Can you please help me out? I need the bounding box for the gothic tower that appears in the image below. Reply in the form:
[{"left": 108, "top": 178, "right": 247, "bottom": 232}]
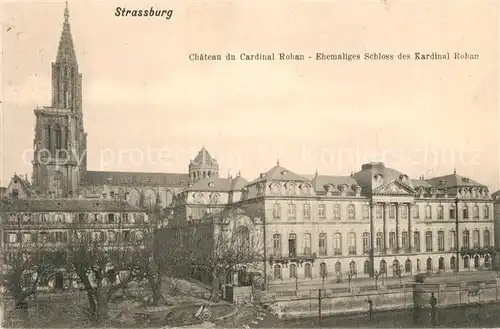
[
  {"left": 32, "top": 3, "right": 87, "bottom": 198},
  {"left": 188, "top": 147, "right": 219, "bottom": 181}
]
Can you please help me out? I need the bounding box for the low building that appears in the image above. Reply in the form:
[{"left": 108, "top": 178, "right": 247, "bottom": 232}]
[{"left": 1, "top": 198, "right": 149, "bottom": 290}]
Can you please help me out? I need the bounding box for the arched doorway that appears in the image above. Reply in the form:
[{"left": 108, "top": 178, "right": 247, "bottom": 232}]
[
  {"left": 438, "top": 257, "right": 445, "bottom": 271},
  {"left": 450, "top": 256, "right": 456, "bottom": 271},
  {"left": 380, "top": 260, "right": 387, "bottom": 275},
  {"left": 426, "top": 257, "right": 432, "bottom": 271},
  {"left": 274, "top": 265, "right": 282, "bottom": 280},
  {"left": 405, "top": 259, "right": 412, "bottom": 273},
  {"left": 319, "top": 262, "right": 327, "bottom": 278},
  {"left": 485, "top": 255, "right": 491, "bottom": 269}
]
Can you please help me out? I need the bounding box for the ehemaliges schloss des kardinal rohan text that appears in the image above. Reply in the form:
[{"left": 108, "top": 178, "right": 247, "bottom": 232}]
[{"left": 188, "top": 51, "right": 479, "bottom": 61}]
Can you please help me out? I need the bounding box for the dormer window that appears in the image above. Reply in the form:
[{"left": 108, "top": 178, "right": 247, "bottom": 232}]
[
  {"left": 208, "top": 182, "right": 215, "bottom": 188},
  {"left": 281, "top": 170, "right": 288, "bottom": 175},
  {"left": 462, "top": 177, "right": 470, "bottom": 183}
]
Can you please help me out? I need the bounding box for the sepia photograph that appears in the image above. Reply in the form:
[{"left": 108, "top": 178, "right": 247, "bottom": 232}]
[{"left": 1, "top": 0, "right": 499, "bottom": 328}]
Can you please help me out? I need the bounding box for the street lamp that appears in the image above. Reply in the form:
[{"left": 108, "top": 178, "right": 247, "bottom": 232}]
[{"left": 455, "top": 197, "right": 460, "bottom": 273}]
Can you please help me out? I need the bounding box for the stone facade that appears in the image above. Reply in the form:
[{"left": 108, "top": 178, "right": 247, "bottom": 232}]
[{"left": 166, "top": 162, "right": 495, "bottom": 287}]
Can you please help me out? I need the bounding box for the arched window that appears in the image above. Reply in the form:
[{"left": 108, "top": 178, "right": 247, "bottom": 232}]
[
  {"left": 449, "top": 205, "right": 456, "bottom": 219},
  {"left": 463, "top": 205, "right": 469, "bottom": 219},
  {"left": 484, "top": 230, "right": 491, "bottom": 248},
  {"left": 235, "top": 226, "right": 250, "bottom": 253},
  {"left": 349, "top": 261, "right": 356, "bottom": 275},
  {"left": 380, "top": 260, "right": 387, "bottom": 274},
  {"left": 55, "top": 124, "right": 62, "bottom": 150},
  {"left": 289, "top": 264, "right": 296, "bottom": 278},
  {"left": 426, "top": 257, "right": 432, "bottom": 271},
  {"left": 304, "top": 263, "right": 312, "bottom": 278},
  {"left": 463, "top": 230, "right": 470, "bottom": 249},
  {"left": 405, "top": 259, "right": 412, "bottom": 273},
  {"left": 416, "top": 259, "right": 421, "bottom": 272},
  {"left": 274, "top": 265, "right": 282, "bottom": 279},
  {"left": 335, "top": 261, "right": 342, "bottom": 274},
  {"left": 450, "top": 256, "right": 456, "bottom": 271},
  {"left": 438, "top": 257, "right": 445, "bottom": 271},
  {"left": 483, "top": 206, "right": 490, "bottom": 219},
  {"left": 473, "top": 229, "right": 480, "bottom": 248},
  {"left": 364, "top": 260, "right": 370, "bottom": 274},
  {"left": 45, "top": 124, "right": 52, "bottom": 150},
  {"left": 485, "top": 255, "right": 491, "bottom": 269},
  {"left": 474, "top": 255, "right": 480, "bottom": 269},
  {"left": 320, "top": 262, "right": 327, "bottom": 277},
  {"left": 464, "top": 256, "right": 470, "bottom": 269},
  {"left": 473, "top": 205, "right": 479, "bottom": 219},
  {"left": 392, "top": 259, "right": 400, "bottom": 276}
]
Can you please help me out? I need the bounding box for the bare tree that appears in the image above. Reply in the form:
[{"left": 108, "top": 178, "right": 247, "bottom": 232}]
[
  {"left": 63, "top": 221, "right": 151, "bottom": 323},
  {"left": 174, "top": 208, "right": 264, "bottom": 302},
  {"left": 374, "top": 270, "right": 381, "bottom": 289}
]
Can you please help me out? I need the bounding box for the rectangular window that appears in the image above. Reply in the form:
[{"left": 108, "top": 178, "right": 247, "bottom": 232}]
[
  {"left": 402, "top": 231, "right": 408, "bottom": 250},
  {"left": 425, "top": 231, "right": 433, "bottom": 252},
  {"left": 449, "top": 230, "right": 456, "bottom": 250},
  {"left": 363, "top": 205, "right": 370, "bottom": 219},
  {"left": 362, "top": 233, "right": 370, "bottom": 253},
  {"left": 389, "top": 232, "right": 396, "bottom": 250},
  {"left": 414, "top": 231, "right": 421, "bottom": 252},
  {"left": 318, "top": 204, "right": 326, "bottom": 219},
  {"left": 333, "top": 233, "right": 342, "bottom": 254},
  {"left": 438, "top": 231, "right": 445, "bottom": 251},
  {"left": 318, "top": 233, "right": 327, "bottom": 256},
  {"left": 273, "top": 203, "right": 281, "bottom": 219},
  {"left": 288, "top": 204, "right": 296, "bottom": 220},
  {"left": 303, "top": 204, "right": 311, "bottom": 219},
  {"left": 333, "top": 205, "right": 341, "bottom": 219},
  {"left": 303, "top": 233, "right": 311, "bottom": 255}
]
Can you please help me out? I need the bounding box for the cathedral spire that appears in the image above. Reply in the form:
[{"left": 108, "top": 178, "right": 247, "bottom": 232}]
[{"left": 56, "top": 1, "right": 77, "bottom": 65}]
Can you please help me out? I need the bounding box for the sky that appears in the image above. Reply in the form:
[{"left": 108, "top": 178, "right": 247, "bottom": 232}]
[{"left": 1, "top": 0, "right": 499, "bottom": 191}]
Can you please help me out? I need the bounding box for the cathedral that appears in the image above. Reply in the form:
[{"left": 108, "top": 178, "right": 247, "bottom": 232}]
[{"left": 4, "top": 4, "right": 229, "bottom": 210}]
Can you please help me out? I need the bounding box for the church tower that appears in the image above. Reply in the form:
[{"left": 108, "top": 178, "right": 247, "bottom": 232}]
[
  {"left": 32, "top": 3, "right": 87, "bottom": 198},
  {"left": 188, "top": 147, "right": 219, "bottom": 181}
]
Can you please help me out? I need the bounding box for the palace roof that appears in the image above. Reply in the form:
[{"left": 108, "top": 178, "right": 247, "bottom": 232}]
[{"left": 82, "top": 171, "right": 189, "bottom": 187}]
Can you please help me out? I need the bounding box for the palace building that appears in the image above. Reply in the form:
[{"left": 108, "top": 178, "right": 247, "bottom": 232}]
[
  {"left": 163, "top": 161, "right": 495, "bottom": 287},
  {"left": 3, "top": 4, "right": 498, "bottom": 289}
]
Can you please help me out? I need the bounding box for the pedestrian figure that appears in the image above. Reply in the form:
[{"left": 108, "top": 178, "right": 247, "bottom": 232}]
[
  {"left": 367, "top": 297, "right": 373, "bottom": 321},
  {"left": 429, "top": 292, "right": 437, "bottom": 326}
]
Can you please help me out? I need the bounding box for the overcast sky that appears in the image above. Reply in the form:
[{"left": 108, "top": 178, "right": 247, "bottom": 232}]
[{"left": 1, "top": 0, "right": 499, "bottom": 190}]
